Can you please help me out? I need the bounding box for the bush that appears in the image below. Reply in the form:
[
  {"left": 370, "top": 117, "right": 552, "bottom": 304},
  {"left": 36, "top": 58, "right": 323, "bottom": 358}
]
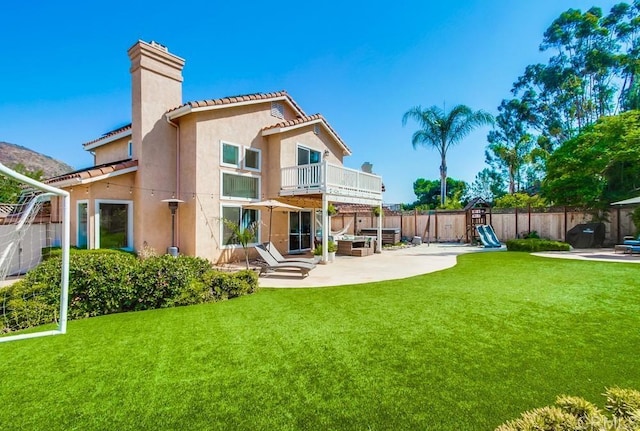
[
  {"left": 134, "top": 255, "right": 213, "bottom": 310},
  {"left": 506, "top": 238, "right": 571, "bottom": 252},
  {"left": 204, "top": 270, "right": 259, "bottom": 301},
  {"left": 1, "top": 250, "right": 260, "bottom": 334},
  {"left": 495, "top": 387, "right": 640, "bottom": 431},
  {"left": 66, "top": 250, "right": 138, "bottom": 318}
]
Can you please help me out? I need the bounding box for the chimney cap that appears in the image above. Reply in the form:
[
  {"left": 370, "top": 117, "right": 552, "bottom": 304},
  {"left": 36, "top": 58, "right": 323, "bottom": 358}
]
[{"left": 149, "top": 41, "right": 168, "bottom": 52}]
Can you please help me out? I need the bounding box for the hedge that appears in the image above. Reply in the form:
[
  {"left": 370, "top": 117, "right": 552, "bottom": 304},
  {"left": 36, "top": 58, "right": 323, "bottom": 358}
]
[
  {"left": 1, "top": 250, "right": 259, "bottom": 334},
  {"left": 506, "top": 238, "right": 571, "bottom": 252}
]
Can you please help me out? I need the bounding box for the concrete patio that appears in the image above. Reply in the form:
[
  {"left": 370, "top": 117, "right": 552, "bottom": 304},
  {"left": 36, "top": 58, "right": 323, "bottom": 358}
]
[{"left": 257, "top": 244, "right": 503, "bottom": 288}]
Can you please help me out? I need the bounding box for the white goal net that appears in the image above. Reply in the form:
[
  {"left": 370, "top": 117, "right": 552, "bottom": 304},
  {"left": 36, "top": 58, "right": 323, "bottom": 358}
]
[{"left": 0, "top": 163, "right": 70, "bottom": 342}]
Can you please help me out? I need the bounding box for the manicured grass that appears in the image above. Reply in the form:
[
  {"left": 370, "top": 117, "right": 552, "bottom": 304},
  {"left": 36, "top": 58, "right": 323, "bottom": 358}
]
[{"left": 1, "top": 252, "right": 639, "bottom": 430}]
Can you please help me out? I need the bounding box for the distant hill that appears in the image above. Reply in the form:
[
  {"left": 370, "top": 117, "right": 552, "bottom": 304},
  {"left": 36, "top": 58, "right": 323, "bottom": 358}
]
[{"left": 0, "top": 142, "right": 74, "bottom": 178}]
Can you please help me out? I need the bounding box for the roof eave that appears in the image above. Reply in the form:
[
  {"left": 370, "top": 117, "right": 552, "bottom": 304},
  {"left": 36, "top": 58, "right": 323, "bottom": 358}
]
[
  {"left": 47, "top": 166, "right": 138, "bottom": 188},
  {"left": 166, "top": 95, "right": 301, "bottom": 120},
  {"left": 262, "top": 119, "right": 352, "bottom": 156},
  {"left": 83, "top": 129, "right": 132, "bottom": 151}
]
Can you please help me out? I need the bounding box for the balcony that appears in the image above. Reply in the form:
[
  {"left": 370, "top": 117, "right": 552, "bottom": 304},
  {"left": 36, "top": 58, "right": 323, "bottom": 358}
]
[{"left": 280, "top": 162, "right": 383, "bottom": 204}]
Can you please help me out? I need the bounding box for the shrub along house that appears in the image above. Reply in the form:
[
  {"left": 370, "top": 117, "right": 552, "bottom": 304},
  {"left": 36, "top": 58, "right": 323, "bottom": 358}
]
[{"left": 46, "top": 40, "right": 383, "bottom": 263}]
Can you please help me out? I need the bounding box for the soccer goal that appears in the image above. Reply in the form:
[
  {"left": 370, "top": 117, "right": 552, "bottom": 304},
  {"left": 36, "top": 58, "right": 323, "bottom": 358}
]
[{"left": 0, "top": 163, "right": 70, "bottom": 342}]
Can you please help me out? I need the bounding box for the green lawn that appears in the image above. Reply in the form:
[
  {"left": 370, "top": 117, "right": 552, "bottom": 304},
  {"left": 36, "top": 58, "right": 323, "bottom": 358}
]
[{"left": 1, "top": 252, "right": 639, "bottom": 430}]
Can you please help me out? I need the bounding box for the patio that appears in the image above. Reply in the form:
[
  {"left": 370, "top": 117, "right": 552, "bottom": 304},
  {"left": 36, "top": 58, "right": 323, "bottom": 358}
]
[{"left": 257, "top": 243, "right": 497, "bottom": 288}]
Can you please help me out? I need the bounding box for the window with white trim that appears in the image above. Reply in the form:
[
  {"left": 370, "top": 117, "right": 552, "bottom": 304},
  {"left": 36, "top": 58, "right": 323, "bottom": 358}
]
[
  {"left": 243, "top": 147, "right": 261, "bottom": 171},
  {"left": 221, "top": 206, "right": 259, "bottom": 246},
  {"left": 221, "top": 141, "right": 240, "bottom": 167},
  {"left": 94, "top": 199, "right": 133, "bottom": 250},
  {"left": 222, "top": 172, "right": 260, "bottom": 199},
  {"left": 127, "top": 141, "right": 133, "bottom": 159},
  {"left": 297, "top": 145, "right": 321, "bottom": 165}
]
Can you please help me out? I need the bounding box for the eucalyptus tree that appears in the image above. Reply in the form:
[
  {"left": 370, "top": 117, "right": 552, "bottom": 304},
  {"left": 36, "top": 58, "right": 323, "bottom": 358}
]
[
  {"left": 485, "top": 99, "right": 538, "bottom": 194},
  {"left": 467, "top": 168, "right": 505, "bottom": 204},
  {"left": 604, "top": 1, "right": 640, "bottom": 110},
  {"left": 402, "top": 104, "right": 493, "bottom": 205},
  {"left": 512, "top": 6, "right": 620, "bottom": 146}
]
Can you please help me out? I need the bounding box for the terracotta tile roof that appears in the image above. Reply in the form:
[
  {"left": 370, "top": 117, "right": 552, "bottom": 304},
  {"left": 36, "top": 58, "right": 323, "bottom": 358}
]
[
  {"left": 167, "top": 90, "right": 306, "bottom": 116},
  {"left": 262, "top": 114, "right": 352, "bottom": 155},
  {"left": 262, "top": 113, "right": 323, "bottom": 131},
  {"left": 46, "top": 159, "right": 138, "bottom": 185},
  {"left": 83, "top": 123, "right": 132, "bottom": 148}
]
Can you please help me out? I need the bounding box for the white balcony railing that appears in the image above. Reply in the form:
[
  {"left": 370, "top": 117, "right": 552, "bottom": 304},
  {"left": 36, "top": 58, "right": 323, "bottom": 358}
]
[{"left": 280, "top": 162, "right": 383, "bottom": 201}]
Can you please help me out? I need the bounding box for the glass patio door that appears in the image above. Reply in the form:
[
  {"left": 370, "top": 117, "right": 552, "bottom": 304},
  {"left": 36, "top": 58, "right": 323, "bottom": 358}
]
[{"left": 289, "top": 211, "right": 312, "bottom": 252}]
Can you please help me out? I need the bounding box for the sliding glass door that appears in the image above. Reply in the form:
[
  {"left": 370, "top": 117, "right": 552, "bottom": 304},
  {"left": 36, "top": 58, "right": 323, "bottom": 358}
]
[{"left": 289, "top": 211, "right": 312, "bottom": 252}]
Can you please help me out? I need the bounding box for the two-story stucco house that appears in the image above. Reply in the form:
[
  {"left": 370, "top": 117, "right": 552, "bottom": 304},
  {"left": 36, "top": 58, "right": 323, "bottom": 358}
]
[{"left": 47, "top": 40, "right": 383, "bottom": 263}]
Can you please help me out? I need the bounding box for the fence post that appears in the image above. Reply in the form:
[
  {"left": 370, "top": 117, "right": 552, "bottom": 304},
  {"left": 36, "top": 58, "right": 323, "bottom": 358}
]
[
  {"left": 563, "top": 206, "right": 567, "bottom": 242},
  {"left": 616, "top": 206, "right": 621, "bottom": 244},
  {"left": 515, "top": 206, "right": 519, "bottom": 239}
]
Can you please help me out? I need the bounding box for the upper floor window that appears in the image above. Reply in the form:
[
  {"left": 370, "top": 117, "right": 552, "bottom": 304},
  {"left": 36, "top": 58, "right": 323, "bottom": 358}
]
[
  {"left": 222, "top": 173, "right": 260, "bottom": 199},
  {"left": 127, "top": 141, "right": 133, "bottom": 159},
  {"left": 244, "top": 148, "right": 261, "bottom": 171},
  {"left": 297, "top": 145, "right": 321, "bottom": 166},
  {"left": 221, "top": 141, "right": 240, "bottom": 167}
]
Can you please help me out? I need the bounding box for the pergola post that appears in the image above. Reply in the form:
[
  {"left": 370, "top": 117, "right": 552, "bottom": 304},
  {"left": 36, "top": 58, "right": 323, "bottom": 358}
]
[
  {"left": 322, "top": 193, "right": 328, "bottom": 263},
  {"left": 376, "top": 203, "right": 382, "bottom": 253}
]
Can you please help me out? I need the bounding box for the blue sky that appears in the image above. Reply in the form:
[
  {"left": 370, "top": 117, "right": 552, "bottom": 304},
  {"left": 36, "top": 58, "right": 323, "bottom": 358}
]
[{"left": 1, "top": 0, "right": 620, "bottom": 203}]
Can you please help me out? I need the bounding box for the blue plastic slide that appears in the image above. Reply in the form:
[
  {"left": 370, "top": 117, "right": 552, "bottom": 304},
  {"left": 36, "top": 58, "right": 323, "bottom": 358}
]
[
  {"left": 476, "top": 225, "right": 501, "bottom": 248},
  {"left": 484, "top": 225, "right": 501, "bottom": 247}
]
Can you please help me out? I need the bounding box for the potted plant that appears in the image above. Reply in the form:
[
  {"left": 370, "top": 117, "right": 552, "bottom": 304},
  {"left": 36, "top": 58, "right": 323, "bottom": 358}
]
[
  {"left": 327, "top": 203, "right": 338, "bottom": 217},
  {"left": 312, "top": 246, "right": 323, "bottom": 263},
  {"left": 313, "top": 241, "right": 337, "bottom": 263},
  {"left": 328, "top": 240, "right": 337, "bottom": 262}
]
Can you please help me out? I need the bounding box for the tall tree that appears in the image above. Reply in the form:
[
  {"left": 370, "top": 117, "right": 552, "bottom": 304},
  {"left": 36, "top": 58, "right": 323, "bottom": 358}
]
[
  {"left": 604, "top": 2, "right": 640, "bottom": 110},
  {"left": 486, "top": 99, "right": 536, "bottom": 193},
  {"left": 513, "top": 6, "right": 621, "bottom": 148},
  {"left": 402, "top": 104, "right": 493, "bottom": 205},
  {"left": 541, "top": 109, "right": 640, "bottom": 209},
  {"left": 467, "top": 169, "right": 506, "bottom": 204}
]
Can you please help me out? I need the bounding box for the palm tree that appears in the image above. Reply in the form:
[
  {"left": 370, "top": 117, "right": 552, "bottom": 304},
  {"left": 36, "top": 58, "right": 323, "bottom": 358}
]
[
  {"left": 402, "top": 104, "right": 493, "bottom": 205},
  {"left": 222, "top": 219, "right": 259, "bottom": 269}
]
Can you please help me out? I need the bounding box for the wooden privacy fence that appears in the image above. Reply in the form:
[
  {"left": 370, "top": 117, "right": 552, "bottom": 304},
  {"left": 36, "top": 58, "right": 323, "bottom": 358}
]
[{"left": 331, "top": 206, "right": 637, "bottom": 246}]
